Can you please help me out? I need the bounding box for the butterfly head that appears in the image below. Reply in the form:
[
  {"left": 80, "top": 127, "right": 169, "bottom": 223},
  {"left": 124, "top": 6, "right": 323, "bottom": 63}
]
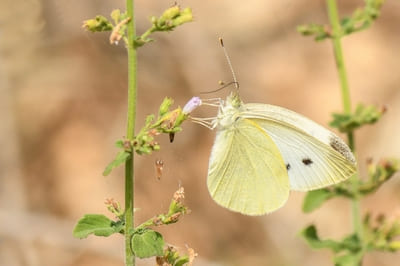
[
  {"left": 213, "top": 92, "right": 244, "bottom": 129},
  {"left": 226, "top": 91, "right": 242, "bottom": 109}
]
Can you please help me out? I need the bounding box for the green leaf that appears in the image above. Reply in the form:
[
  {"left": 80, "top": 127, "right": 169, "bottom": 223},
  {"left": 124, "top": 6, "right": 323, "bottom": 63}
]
[
  {"left": 338, "top": 0, "right": 384, "bottom": 37},
  {"left": 386, "top": 219, "right": 400, "bottom": 240},
  {"left": 103, "top": 150, "right": 131, "bottom": 176},
  {"left": 131, "top": 229, "right": 165, "bottom": 258},
  {"left": 300, "top": 225, "right": 363, "bottom": 260},
  {"left": 115, "top": 139, "right": 124, "bottom": 148},
  {"left": 330, "top": 103, "right": 385, "bottom": 133},
  {"left": 340, "top": 234, "right": 361, "bottom": 252},
  {"left": 334, "top": 252, "right": 363, "bottom": 266},
  {"left": 298, "top": 0, "right": 385, "bottom": 41},
  {"left": 302, "top": 189, "right": 334, "bottom": 213},
  {"left": 300, "top": 225, "right": 342, "bottom": 252},
  {"left": 162, "top": 246, "right": 188, "bottom": 266},
  {"left": 159, "top": 97, "right": 174, "bottom": 117},
  {"left": 297, "top": 23, "right": 331, "bottom": 41},
  {"left": 73, "top": 214, "right": 123, "bottom": 239},
  {"left": 174, "top": 256, "right": 190, "bottom": 266}
]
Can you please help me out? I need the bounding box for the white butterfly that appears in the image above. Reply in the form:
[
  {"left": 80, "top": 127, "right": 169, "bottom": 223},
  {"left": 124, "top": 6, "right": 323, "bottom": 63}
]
[{"left": 184, "top": 92, "right": 356, "bottom": 215}]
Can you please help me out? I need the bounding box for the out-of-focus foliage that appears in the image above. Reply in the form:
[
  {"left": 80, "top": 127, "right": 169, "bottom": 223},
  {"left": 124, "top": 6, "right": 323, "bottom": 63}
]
[
  {"left": 297, "top": 0, "right": 385, "bottom": 41},
  {"left": 303, "top": 158, "right": 399, "bottom": 213},
  {"left": 301, "top": 213, "right": 400, "bottom": 266},
  {"left": 330, "top": 104, "right": 386, "bottom": 133},
  {"left": 299, "top": 1, "right": 400, "bottom": 265}
]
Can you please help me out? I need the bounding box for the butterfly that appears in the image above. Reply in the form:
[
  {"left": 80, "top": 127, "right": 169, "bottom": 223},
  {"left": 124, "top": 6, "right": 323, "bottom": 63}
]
[{"left": 184, "top": 92, "right": 357, "bottom": 216}]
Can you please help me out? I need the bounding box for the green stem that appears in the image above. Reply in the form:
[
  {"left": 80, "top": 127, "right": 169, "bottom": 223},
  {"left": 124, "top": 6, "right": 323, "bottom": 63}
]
[
  {"left": 326, "top": 0, "right": 363, "bottom": 263},
  {"left": 326, "top": 0, "right": 351, "bottom": 114},
  {"left": 141, "top": 26, "right": 156, "bottom": 41},
  {"left": 125, "top": 157, "right": 135, "bottom": 266},
  {"left": 125, "top": 0, "right": 137, "bottom": 265}
]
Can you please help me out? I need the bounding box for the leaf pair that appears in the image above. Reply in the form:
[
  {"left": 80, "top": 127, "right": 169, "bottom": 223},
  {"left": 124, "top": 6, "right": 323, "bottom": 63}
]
[
  {"left": 301, "top": 213, "right": 400, "bottom": 266},
  {"left": 330, "top": 104, "right": 386, "bottom": 133},
  {"left": 301, "top": 225, "right": 364, "bottom": 266},
  {"left": 297, "top": 0, "right": 385, "bottom": 41},
  {"left": 73, "top": 216, "right": 165, "bottom": 259},
  {"left": 73, "top": 188, "right": 190, "bottom": 260}
]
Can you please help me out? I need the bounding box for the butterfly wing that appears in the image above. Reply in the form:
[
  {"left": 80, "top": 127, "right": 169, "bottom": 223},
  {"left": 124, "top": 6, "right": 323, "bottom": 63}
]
[
  {"left": 242, "top": 103, "right": 356, "bottom": 191},
  {"left": 207, "top": 118, "right": 290, "bottom": 215}
]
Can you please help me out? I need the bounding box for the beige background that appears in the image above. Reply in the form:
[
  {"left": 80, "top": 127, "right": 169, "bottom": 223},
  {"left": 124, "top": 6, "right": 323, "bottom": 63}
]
[{"left": 1, "top": 0, "right": 400, "bottom": 265}]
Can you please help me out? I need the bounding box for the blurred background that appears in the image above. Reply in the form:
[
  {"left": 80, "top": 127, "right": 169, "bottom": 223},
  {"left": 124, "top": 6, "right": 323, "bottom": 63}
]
[{"left": 1, "top": 0, "right": 400, "bottom": 265}]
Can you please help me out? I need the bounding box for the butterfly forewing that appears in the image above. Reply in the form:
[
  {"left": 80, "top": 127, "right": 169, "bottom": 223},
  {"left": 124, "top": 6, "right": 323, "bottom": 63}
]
[
  {"left": 207, "top": 118, "right": 290, "bottom": 215},
  {"left": 242, "top": 103, "right": 356, "bottom": 190}
]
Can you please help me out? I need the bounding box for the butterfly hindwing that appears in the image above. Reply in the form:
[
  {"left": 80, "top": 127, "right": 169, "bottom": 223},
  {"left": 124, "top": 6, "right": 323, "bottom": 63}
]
[{"left": 207, "top": 117, "right": 290, "bottom": 215}]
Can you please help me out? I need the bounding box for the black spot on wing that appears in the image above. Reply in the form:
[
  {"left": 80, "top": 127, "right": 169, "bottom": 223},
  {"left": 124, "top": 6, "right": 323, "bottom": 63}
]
[
  {"left": 286, "top": 163, "right": 291, "bottom": 170},
  {"left": 302, "top": 158, "right": 313, "bottom": 165}
]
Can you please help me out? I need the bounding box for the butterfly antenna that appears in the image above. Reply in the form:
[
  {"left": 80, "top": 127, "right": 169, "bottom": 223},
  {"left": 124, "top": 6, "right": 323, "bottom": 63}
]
[
  {"left": 199, "top": 81, "right": 238, "bottom": 94},
  {"left": 219, "top": 37, "right": 239, "bottom": 91}
]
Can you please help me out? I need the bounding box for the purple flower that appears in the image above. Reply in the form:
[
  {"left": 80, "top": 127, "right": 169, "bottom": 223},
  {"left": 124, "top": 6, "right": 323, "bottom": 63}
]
[{"left": 183, "top": 97, "right": 202, "bottom": 114}]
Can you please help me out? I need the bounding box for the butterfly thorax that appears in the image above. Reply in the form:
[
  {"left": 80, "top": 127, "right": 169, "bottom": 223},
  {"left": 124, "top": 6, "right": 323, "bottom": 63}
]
[{"left": 213, "top": 92, "right": 245, "bottom": 130}]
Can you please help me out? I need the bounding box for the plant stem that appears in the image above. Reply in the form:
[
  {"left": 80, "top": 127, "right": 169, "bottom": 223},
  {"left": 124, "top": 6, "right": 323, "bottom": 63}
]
[
  {"left": 141, "top": 26, "right": 156, "bottom": 41},
  {"left": 326, "top": 0, "right": 363, "bottom": 263},
  {"left": 326, "top": 0, "right": 351, "bottom": 114},
  {"left": 125, "top": 0, "right": 137, "bottom": 265},
  {"left": 125, "top": 157, "right": 135, "bottom": 266}
]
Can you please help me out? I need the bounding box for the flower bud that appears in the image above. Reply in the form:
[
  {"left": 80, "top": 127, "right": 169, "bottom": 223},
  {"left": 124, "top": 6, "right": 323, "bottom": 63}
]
[
  {"left": 82, "top": 15, "right": 113, "bottom": 32},
  {"left": 172, "top": 8, "right": 193, "bottom": 27},
  {"left": 159, "top": 97, "right": 174, "bottom": 116},
  {"left": 110, "top": 9, "right": 121, "bottom": 23},
  {"left": 158, "top": 6, "right": 180, "bottom": 27}
]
